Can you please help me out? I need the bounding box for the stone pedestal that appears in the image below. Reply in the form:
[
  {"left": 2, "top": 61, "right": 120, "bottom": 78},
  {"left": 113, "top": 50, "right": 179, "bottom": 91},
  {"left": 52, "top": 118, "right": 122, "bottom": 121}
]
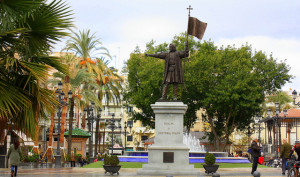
[{"left": 137, "top": 101, "right": 200, "bottom": 176}]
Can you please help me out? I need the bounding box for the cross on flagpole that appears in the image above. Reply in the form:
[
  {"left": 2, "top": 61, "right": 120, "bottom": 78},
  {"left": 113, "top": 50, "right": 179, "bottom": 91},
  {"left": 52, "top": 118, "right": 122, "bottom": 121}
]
[
  {"left": 185, "top": 5, "right": 193, "bottom": 57},
  {"left": 187, "top": 5, "right": 193, "bottom": 17}
]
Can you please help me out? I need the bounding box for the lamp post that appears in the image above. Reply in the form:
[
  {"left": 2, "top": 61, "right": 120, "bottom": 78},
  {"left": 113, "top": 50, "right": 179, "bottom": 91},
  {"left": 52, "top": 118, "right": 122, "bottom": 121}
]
[
  {"left": 292, "top": 90, "right": 300, "bottom": 106},
  {"left": 54, "top": 81, "right": 71, "bottom": 168},
  {"left": 272, "top": 102, "right": 287, "bottom": 158},
  {"left": 122, "top": 121, "right": 132, "bottom": 152},
  {"left": 267, "top": 108, "right": 272, "bottom": 145},
  {"left": 247, "top": 126, "right": 252, "bottom": 148},
  {"left": 94, "top": 108, "right": 102, "bottom": 157},
  {"left": 106, "top": 113, "right": 120, "bottom": 155},
  {"left": 84, "top": 102, "right": 96, "bottom": 163},
  {"left": 274, "top": 102, "right": 280, "bottom": 158},
  {"left": 255, "top": 114, "right": 263, "bottom": 146}
]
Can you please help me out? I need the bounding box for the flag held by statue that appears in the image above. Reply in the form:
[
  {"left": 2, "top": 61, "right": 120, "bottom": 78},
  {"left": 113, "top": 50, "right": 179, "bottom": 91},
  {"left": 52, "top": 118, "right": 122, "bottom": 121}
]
[{"left": 188, "top": 17, "right": 207, "bottom": 40}]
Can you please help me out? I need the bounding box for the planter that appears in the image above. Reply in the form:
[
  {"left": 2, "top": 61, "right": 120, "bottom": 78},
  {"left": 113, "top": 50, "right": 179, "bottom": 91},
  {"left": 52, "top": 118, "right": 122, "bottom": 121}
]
[
  {"left": 103, "top": 165, "right": 121, "bottom": 175},
  {"left": 203, "top": 164, "right": 219, "bottom": 174}
]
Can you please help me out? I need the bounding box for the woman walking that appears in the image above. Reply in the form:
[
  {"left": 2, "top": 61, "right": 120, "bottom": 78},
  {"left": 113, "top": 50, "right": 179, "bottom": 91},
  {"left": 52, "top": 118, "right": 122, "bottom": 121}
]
[{"left": 8, "top": 139, "right": 22, "bottom": 177}]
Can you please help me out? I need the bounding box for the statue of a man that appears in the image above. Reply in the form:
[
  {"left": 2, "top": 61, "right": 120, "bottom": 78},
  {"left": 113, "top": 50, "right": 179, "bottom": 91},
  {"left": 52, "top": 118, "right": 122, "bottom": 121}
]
[{"left": 146, "top": 44, "right": 188, "bottom": 100}]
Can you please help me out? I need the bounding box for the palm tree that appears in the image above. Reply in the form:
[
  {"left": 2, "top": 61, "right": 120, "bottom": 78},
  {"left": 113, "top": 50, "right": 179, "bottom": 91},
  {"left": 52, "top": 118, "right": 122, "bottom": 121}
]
[
  {"left": 50, "top": 65, "right": 100, "bottom": 156},
  {"left": 63, "top": 30, "right": 124, "bottom": 159},
  {"left": 0, "top": 0, "right": 73, "bottom": 141}
]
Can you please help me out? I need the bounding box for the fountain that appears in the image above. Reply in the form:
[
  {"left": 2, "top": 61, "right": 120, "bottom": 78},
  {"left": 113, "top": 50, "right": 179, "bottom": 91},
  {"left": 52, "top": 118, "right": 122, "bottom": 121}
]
[{"left": 183, "top": 133, "right": 206, "bottom": 152}]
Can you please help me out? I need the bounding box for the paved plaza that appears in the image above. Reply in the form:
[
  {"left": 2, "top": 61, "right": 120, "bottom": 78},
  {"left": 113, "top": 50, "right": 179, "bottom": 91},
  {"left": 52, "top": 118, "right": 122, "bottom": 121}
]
[{"left": 0, "top": 167, "right": 284, "bottom": 177}]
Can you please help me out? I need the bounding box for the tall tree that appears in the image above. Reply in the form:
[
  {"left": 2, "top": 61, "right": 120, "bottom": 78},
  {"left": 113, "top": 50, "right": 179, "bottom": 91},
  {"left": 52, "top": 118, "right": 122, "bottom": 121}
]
[
  {"left": 63, "top": 30, "right": 123, "bottom": 158},
  {"left": 0, "top": 0, "right": 73, "bottom": 141},
  {"left": 124, "top": 33, "right": 292, "bottom": 151}
]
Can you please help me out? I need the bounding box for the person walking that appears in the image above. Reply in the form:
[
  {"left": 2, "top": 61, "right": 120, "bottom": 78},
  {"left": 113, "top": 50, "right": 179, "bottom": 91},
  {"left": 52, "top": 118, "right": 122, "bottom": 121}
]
[
  {"left": 280, "top": 138, "right": 292, "bottom": 175},
  {"left": 7, "top": 139, "right": 22, "bottom": 177},
  {"left": 251, "top": 138, "right": 261, "bottom": 175}
]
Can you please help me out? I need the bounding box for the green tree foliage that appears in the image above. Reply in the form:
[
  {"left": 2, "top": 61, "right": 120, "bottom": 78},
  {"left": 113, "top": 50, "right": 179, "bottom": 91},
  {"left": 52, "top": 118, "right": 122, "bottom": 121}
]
[
  {"left": 124, "top": 33, "right": 292, "bottom": 151},
  {"left": 0, "top": 0, "right": 73, "bottom": 140}
]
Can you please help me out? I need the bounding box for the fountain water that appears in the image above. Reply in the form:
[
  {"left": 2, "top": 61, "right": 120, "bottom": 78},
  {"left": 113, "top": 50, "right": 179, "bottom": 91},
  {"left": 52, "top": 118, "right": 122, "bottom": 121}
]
[{"left": 183, "top": 133, "right": 206, "bottom": 152}]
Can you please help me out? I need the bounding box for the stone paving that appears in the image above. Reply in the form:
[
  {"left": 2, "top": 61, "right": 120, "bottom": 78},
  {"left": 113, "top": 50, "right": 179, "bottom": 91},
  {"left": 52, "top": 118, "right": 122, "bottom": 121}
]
[{"left": 0, "top": 167, "right": 284, "bottom": 177}]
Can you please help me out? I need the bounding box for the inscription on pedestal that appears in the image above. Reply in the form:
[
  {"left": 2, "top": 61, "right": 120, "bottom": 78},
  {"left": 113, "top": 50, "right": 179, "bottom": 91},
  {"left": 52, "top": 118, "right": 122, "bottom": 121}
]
[{"left": 163, "top": 152, "right": 174, "bottom": 163}]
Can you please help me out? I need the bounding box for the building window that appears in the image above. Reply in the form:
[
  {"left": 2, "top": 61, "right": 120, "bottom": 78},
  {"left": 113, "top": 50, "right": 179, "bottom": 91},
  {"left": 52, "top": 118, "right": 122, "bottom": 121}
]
[
  {"left": 127, "top": 120, "right": 133, "bottom": 127},
  {"left": 46, "top": 137, "right": 49, "bottom": 141},
  {"left": 141, "top": 136, "right": 148, "bottom": 141},
  {"left": 54, "top": 138, "right": 58, "bottom": 141},
  {"left": 127, "top": 136, "right": 133, "bottom": 141}
]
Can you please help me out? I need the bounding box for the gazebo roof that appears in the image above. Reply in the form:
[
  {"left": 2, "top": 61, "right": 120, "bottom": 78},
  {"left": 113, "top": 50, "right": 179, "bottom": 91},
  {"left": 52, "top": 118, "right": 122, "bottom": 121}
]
[
  {"left": 278, "top": 108, "right": 300, "bottom": 117},
  {"left": 64, "top": 127, "right": 91, "bottom": 138},
  {"left": 260, "top": 108, "right": 300, "bottom": 126}
]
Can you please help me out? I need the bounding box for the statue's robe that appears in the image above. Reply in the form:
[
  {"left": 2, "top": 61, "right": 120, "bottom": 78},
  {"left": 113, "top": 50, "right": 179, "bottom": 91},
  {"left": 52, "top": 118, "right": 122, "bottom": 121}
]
[{"left": 151, "top": 51, "right": 187, "bottom": 84}]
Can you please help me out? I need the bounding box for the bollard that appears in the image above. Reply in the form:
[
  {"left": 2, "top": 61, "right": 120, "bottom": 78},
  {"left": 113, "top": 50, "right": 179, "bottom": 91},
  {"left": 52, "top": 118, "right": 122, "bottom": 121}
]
[
  {"left": 253, "top": 171, "right": 260, "bottom": 177},
  {"left": 212, "top": 173, "right": 220, "bottom": 177}
]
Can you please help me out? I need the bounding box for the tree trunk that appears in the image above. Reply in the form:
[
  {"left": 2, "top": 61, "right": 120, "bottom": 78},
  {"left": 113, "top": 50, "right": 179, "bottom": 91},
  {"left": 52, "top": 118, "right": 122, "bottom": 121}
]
[
  {"left": 273, "top": 125, "right": 276, "bottom": 154},
  {"left": 33, "top": 119, "right": 39, "bottom": 154},
  {"left": 48, "top": 113, "right": 55, "bottom": 159},
  {"left": 99, "top": 131, "right": 101, "bottom": 153},
  {"left": 103, "top": 128, "right": 106, "bottom": 154},
  {"left": 87, "top": 107, "right": 92, "bottom": 157},
  {"left": 82, "top": 114, "right": 86, "bottom": 129},
  {"left": 67, "top": 97, "right": 74, "bottom": 156},
  {"left": 278, "top": 122, "right": 282, "bottom": 154},
  {"left": 95, "top": 117, "right": 100, "bottom": 156},
  {"left": 207, "top": 114, "right": 221, "bottom": 151},
  {"left": 60, "top": 105, "right": 67, "bottom": 144}
]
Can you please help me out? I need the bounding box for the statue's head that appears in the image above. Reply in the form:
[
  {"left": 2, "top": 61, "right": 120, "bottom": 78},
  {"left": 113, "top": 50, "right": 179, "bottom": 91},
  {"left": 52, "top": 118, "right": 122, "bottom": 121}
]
[{"left": 169, "top": 44, "right": 176, "bottom": 52}]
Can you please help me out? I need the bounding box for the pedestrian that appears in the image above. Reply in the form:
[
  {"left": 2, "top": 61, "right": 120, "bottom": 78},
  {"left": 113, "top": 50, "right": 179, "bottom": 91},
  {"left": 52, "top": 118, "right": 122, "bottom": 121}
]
[
  {"left": 280, "top": 138, "right": 292, "bottom": 175},
  {"left": 7, "top": 138, "right": 22, "bottom": 177},
  {"left": 251, "top": 137, "right": 261, "bottom": 175}
]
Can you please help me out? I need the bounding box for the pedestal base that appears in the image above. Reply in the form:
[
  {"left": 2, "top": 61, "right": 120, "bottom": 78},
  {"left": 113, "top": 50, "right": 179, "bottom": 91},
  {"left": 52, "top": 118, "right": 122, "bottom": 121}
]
[
  {"left": 55, "top": 155, "right": 61, "bottom": 168},
  {"left": 137, "top": 101, "right": 201, "bottom": 176}
]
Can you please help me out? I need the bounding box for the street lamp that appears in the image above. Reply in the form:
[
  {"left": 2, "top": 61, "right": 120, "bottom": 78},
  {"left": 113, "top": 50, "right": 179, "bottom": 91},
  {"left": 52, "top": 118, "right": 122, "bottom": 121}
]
[
  {"left": 273, "top": 102, "right": 280, "bottom": 158},
  {"left": 122, "top": 121, "right": 133, "bottom": 152},
  {"left": 292, "top": 90, "right": 300, "bottom": 106},
  {"left": 94, "top": 108, "right": 102, "bottom": 157},
  {"left": 84, "top": 102, "right": 96, "bottom": 163},
  {"left": 255, "top": 114, "right": 263, "bottom": 145},
  {"left": 54, "top": 81, "right": 71, "bottom": 168},
  {"left": 106, "top": 113, "right": 121, "bottom": 155},
  {"left": 272, "top": 102, "right": 287, "bottom": 158}
]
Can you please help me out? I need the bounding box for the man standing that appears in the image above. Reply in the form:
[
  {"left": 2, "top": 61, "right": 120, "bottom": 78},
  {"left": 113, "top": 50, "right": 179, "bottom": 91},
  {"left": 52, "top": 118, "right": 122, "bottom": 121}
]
[
  {"left": 281, "top": 138, "right": 292, "bottom": 175},
  {"left": 145, "top": 44, "right": 188, "bottom": 100},
  {"left": 251, "top": 138, "right": 261, "bottom": 175}
]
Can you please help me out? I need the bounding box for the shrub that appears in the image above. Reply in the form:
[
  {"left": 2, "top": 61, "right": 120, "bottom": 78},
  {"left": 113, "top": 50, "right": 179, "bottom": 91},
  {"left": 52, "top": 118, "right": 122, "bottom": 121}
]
[
  {"left": 204, "top": 152, "right": 216, "bottom": 165},
  {"left": 97, "top": 154, "right": 103, "bottom": 161},
  {"left": 103, "top": 154, "right": 120, "bottom": 166},
  {"left": 75, "top": 154, "right": 82, "bottom": 161},
  {"left": 103, "top": 154, "right": 111, "bottom": 165},
  {"left": 65, "top": 154, "right": 71, "bottom": 162},
  {"left": 24, "top": 154, "right": 40, "bottom": 162},
  {"left": 110, "top": 155, "right": 120, "bottom": 166}
]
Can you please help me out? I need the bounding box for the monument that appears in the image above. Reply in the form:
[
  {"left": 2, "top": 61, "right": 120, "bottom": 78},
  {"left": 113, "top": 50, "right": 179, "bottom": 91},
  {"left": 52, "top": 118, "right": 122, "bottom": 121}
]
[
  {"left": 137, "top": 5, "right": 207, "bottom": 176},
  {"left": 137, "top": 102, "right": 200, "bottom": 175}
]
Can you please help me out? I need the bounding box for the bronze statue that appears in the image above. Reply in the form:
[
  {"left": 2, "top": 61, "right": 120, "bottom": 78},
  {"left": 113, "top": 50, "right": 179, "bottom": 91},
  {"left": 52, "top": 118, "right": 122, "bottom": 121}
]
[{"left": 146, "top": 44, "right": 188, "bottom": 100}]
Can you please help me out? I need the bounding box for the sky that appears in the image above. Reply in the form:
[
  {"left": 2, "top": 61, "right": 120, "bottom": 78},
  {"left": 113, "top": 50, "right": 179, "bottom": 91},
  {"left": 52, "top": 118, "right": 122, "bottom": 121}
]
[{"left": 54, "top": 0, "right": 300, "bottom": 92}]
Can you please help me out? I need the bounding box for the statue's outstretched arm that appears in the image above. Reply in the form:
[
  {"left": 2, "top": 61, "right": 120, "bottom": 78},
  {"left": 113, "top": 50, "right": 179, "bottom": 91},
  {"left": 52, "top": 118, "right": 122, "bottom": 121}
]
[{"left": 145, "top": 53, "right": 166, "bottom": 59}]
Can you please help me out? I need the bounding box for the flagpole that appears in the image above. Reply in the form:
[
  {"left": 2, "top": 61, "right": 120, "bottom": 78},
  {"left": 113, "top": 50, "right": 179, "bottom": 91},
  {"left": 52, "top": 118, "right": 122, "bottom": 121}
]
[{"left": 186, "top": 5, "right": 193, "bottom": 57}]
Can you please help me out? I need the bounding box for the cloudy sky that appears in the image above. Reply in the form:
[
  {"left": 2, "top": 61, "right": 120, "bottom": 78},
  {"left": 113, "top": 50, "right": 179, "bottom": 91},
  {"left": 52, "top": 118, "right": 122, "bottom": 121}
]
[{"left": 54, "top": 0, "right": 300, "bottom": 92}]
